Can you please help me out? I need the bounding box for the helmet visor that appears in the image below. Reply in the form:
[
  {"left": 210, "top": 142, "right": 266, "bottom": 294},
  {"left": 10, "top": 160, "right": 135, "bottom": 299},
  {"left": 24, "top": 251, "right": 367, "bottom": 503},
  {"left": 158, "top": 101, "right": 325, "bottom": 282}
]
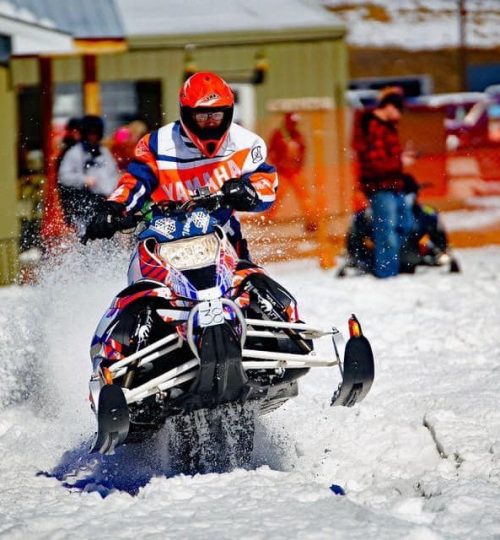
[
  {"left": 181, "top": 106, "right": 233, "bottom": 141},
  {"left": 192, "top": 111, "right": 225, "bottom": 124}
]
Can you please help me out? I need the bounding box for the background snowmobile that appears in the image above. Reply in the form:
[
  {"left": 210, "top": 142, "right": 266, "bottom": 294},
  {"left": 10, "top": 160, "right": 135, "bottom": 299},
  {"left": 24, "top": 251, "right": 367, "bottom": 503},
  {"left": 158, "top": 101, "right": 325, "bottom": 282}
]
[
  {"left": 83, "top": 190, "right": 374, "bottom": 469},
  {"left": 337, "top": 176, "right": 460, "bottom": 277}
]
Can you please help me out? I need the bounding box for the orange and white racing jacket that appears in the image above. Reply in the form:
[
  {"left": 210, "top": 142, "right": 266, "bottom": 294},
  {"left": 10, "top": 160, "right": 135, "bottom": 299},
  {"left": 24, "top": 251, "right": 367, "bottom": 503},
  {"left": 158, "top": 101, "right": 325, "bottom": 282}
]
[{"left": 108, "top": 121, "right": 278, "bottom": 254}]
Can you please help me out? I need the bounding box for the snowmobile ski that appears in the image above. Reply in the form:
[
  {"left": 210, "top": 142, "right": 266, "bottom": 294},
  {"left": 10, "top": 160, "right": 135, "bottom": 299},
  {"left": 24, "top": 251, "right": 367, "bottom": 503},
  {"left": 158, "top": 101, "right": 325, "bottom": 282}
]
[
  {"left": 331, "top": 315, "right": 374, "bottom": 407},
  {"left": 90, "top": 384, "right": 130, "bottom": 455}
]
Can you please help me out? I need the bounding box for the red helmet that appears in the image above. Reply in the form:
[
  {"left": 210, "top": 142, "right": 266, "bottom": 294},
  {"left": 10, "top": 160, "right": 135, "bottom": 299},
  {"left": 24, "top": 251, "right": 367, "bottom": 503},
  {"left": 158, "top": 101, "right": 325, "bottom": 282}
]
[{"left": 179, "top": 72, "right": 234, "bottom": 157}]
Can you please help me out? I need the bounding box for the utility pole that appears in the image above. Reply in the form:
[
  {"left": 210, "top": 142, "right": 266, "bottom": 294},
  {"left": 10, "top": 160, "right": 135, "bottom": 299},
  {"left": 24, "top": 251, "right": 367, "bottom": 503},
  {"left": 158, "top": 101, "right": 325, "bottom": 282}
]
[{"left": 458, "top": 0, "right": 467, "bottom": 91}]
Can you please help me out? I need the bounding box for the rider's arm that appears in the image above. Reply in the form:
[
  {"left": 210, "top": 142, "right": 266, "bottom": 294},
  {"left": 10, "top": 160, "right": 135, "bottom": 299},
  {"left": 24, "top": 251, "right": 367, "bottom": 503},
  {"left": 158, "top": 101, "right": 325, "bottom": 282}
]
[
  {"left": 238, "top": 135, "right": 278, "bottom": 212},
  {"left": 107, "top": 133, "right": 160, "bottom": 213}
]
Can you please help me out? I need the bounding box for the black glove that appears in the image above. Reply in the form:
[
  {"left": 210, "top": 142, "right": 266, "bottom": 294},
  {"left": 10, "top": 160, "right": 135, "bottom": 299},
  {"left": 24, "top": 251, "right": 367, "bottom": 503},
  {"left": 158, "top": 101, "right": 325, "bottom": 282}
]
[
  {"left": 84, "top": 201, "right": 125, "bottom": 241},
  {"left": 221, "top": 179, "right": 259, "bottom": 211}
]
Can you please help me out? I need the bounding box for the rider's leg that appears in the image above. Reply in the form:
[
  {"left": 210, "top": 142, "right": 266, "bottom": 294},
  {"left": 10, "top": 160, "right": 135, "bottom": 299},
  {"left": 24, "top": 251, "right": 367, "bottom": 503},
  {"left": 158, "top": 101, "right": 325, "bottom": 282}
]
[
  {"left": 398, "top": 193, "right": 420, "bottom": 272},
  {"left": 234, "top": 266, "right": 300, "bottom": 323},
  {"left": 233, "top": 266, "right": 313, "bottom": 355}
]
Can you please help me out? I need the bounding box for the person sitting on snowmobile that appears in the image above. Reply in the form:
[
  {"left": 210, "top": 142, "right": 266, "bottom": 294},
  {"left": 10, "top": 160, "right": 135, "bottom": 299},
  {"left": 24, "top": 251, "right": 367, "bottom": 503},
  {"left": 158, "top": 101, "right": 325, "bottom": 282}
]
[
  {"left": 85, "top": 71, "right": 298, "bottom": 322},
  {"left": 340, "top": 172, "right": 459, "bottom": 275},
  {"left": 400, "top": 174, "right": 454, "bottom": 267}
]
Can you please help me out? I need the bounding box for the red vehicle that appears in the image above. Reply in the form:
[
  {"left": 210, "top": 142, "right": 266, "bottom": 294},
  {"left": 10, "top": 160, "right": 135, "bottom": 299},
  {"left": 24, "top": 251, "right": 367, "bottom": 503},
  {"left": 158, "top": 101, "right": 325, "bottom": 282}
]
[{"left": 412, "top": 92, "right": 497, "bottom": 150}]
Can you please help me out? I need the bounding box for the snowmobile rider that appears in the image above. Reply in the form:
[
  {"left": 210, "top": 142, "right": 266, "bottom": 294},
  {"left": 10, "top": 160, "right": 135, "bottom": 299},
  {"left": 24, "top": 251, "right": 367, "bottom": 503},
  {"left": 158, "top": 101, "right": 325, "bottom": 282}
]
[
  {"left": 85, "top": 72, "right": 278, "bottom": 261},
  {"left": 85, "top": 72, "right": 299, "bottom": 324}
]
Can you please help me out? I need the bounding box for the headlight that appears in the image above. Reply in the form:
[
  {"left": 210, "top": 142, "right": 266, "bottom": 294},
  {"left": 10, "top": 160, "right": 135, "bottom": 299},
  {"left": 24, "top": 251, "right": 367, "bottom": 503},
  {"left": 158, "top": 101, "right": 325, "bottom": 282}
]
[{"left": 158, "top": 234, "right": 219, "bottom": 270}]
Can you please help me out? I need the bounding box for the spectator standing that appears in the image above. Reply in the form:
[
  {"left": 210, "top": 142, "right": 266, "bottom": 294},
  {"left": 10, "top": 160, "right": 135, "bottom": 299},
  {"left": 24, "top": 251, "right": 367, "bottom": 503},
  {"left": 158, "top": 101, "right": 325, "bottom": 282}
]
[
  {"left": 352, "top": 87, "right": 416, "bottom": 278},
  {"left": 58, "top": 115, "right": 119, "bottom": 230},
  {"left": 110, "top": 119, "right": 148, "bottom": 172},
  {"left": 268, "top": 112, "right": 315, "bottom": 231},
  {"left": 56, "top": 117, "right": 82, "bottom": 170}
]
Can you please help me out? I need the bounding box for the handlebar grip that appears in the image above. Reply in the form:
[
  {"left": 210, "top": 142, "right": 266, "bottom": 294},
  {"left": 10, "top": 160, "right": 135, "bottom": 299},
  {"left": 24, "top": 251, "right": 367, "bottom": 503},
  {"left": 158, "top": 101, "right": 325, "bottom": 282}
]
[
  {"left": 114, "top": 214, "right": 141, "bottom": 231},
  {"left": 80, "top": 213, "right": 140, "bottom": 244}
]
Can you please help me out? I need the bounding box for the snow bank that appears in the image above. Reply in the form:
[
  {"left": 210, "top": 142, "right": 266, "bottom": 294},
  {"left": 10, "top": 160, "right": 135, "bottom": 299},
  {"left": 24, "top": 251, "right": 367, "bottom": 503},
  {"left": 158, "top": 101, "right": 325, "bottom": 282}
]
[
  {"left": 321, "top": 0, "right": 500, "bottom": 50},
  {"left": 0, "top": 243, "right": 499, "bottom": 538}
]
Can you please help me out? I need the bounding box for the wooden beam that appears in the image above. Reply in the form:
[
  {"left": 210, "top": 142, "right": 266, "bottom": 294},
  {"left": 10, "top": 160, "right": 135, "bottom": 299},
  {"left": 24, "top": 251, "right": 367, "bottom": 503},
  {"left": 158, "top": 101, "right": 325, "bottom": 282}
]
[
  {"left": 83, "top": 54, "right": 101, "bottom": 115},
  {"left": 39, "top": 56, "right": 66, "bottom": 242},
  {"left": 74, "top": 39, "right": 127, "bottom": 55}
]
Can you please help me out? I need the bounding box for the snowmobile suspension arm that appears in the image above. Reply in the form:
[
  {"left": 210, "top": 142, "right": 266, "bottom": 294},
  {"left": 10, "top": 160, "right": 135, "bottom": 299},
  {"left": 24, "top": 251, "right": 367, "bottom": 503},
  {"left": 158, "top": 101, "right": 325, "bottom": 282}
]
[
  {"left": 109, "top": 333, "right": 183, "bottom": 376},
  {"left": 242, "top": 349, "right": 337, "bottom": 366},
  {"left": 122, "top": 358, "right": 200, "bottom": 403},
  {"left": 245, "top": 318, "right": 343, "bottom": 341},
  {"left": 120, "top": 349, "right": 338, "bottom": 405},
  {"left": 108, "top": 316, "right": 340, "bottom": 377}
]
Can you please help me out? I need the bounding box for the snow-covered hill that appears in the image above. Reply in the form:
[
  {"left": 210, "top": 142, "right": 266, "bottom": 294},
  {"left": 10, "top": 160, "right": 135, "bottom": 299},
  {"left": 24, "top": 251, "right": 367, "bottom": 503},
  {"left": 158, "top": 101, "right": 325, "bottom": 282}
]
[
  {"left": 0, "top": 243, "right": 500, "bottom": 539},
  {"left": 321, "top": 0, "right": 500, "bottom": 49}
]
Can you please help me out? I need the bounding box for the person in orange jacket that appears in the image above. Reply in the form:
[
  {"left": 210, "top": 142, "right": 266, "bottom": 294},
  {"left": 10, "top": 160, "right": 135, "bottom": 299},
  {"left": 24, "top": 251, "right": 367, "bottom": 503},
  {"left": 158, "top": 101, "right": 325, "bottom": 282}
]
[
  {"left": 85, "top": 72, "right": 278, "bottom": 261},
  {"left": 267, "top": 112, "right": 315, "bottom": 230}
]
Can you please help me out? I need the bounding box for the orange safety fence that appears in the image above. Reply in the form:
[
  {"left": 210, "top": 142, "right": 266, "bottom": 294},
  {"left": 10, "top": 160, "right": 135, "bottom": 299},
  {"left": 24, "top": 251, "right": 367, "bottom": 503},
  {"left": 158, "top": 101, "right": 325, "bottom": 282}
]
[
  {"left": 401, "top": 105, "right": 500, "bottom": 201},
  {"left": 245, "top": 104, "right": 500, "bottom": 267},
  {"left": 37, "top": 105, "right": 500, "bottom": 268},
  {"left": 40, "top": 128, "right": 71, "bottom": 247},
  {"left": 244, "top": 107, "right": 353, "bottom": 268}
]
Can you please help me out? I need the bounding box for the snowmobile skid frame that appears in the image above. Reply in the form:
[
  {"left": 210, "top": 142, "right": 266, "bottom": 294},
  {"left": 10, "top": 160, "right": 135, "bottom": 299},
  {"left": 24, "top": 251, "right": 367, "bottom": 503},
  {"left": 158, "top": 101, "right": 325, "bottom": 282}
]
[
  {"left": 336, "top": 250, "right": 460, "bottom": 278},
  {"left": 89, "top": 312, "right": 374, "bottom": 455}
]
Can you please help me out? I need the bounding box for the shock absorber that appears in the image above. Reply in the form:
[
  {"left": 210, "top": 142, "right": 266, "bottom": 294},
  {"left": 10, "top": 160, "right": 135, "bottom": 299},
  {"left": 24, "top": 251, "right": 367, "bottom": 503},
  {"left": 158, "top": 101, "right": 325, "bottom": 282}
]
[{"left": 123, "top": 306, "right": 153, "bottom": 389}]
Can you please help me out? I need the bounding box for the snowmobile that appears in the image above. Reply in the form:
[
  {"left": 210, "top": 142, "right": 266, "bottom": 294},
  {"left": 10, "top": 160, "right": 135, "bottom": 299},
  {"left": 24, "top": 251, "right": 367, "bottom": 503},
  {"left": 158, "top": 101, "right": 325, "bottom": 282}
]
[
  {"left": 83, "top": 190, "right": 375, "bottom": 464},
  {"left": 336, "top": 179, "right": 460, "bottom": 277}
]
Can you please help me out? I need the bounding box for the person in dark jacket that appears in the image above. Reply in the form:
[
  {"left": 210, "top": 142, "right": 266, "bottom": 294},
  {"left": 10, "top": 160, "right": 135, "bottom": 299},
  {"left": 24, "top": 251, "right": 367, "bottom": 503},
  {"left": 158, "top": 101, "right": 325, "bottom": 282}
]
[
  {"left": 58, "top": 115, "right": 119, "bottom": 231},
  {"left": 56, "top": 117, "right": 82, "bottom": 170},
  {"left": 352, "top": 87, "right": 416, "bottom": 277}
]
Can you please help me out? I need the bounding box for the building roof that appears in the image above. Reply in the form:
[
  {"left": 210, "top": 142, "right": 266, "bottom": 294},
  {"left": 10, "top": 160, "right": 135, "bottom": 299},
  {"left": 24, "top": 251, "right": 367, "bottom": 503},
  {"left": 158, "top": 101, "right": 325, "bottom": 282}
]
[
  {"left": 8, "top": 0, "right": 124, "bottom": 39},
  {"left": 114, "top": 0, "right": 342, "bottom": 38},
  {"left": 0, "top": 1, "right": 74, "bottom": 55}
]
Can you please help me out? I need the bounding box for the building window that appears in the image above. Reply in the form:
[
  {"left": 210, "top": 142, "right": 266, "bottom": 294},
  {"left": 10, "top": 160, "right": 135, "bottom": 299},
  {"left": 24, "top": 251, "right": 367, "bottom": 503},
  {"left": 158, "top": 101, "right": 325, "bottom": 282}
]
[
  {"left": 231, "top": 83, "right": 256, "bottom": 130},
  {"left": 0, "top": 34, "right": 11, "bottom": 65}
]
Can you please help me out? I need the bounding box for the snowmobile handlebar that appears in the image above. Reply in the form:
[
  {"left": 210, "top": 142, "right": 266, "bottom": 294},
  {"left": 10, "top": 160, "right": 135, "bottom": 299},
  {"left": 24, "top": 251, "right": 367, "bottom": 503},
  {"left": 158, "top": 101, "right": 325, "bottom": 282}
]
[
  {"left": 113, "top": 214, "right": 143, "bottom": 231},
  {"left": 80, "top": 214, "right": 142, "bottom": 245},
  {"left": 158, "top": 190, "right": 225, "bottom": 213},
  {"left": 80, "top": 191, "right": 225, "bottom": 244}
]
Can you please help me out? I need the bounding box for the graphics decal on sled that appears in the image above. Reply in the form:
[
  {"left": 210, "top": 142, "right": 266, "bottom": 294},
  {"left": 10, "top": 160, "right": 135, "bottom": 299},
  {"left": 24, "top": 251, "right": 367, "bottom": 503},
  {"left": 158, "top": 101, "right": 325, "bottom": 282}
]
[{"left": 84, "top": 193, "right": 375, "bottom": 459}]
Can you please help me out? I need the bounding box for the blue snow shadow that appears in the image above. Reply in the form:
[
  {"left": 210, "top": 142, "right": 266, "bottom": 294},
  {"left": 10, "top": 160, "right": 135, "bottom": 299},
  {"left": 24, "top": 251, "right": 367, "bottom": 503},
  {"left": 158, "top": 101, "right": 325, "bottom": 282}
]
[
  {"left": 38, "top": 437, "right": 171, "bottom": 497},
  {"left": 38, "top": 410, "right": 295, "bottom": 497}
]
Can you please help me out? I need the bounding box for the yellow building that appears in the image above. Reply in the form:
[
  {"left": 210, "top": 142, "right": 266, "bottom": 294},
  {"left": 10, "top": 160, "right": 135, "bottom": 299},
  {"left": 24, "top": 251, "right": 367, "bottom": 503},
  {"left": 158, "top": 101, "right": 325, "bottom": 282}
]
[
  {"left": 0, "top": 3, "right": 73, "bottom": 284},
  {"left": 6, "top": 0, "right": 349, "bottom": 278}
]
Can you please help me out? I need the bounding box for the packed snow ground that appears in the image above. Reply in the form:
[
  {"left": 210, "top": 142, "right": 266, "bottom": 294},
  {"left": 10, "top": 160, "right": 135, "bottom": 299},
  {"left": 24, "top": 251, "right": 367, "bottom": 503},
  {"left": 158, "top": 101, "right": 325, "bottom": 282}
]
[
  {"left": 0, "top": 242, "right": 500, "bottom": 539},
  {"left": 441, "top": 197, "right": 500, "bottom": 232}
]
